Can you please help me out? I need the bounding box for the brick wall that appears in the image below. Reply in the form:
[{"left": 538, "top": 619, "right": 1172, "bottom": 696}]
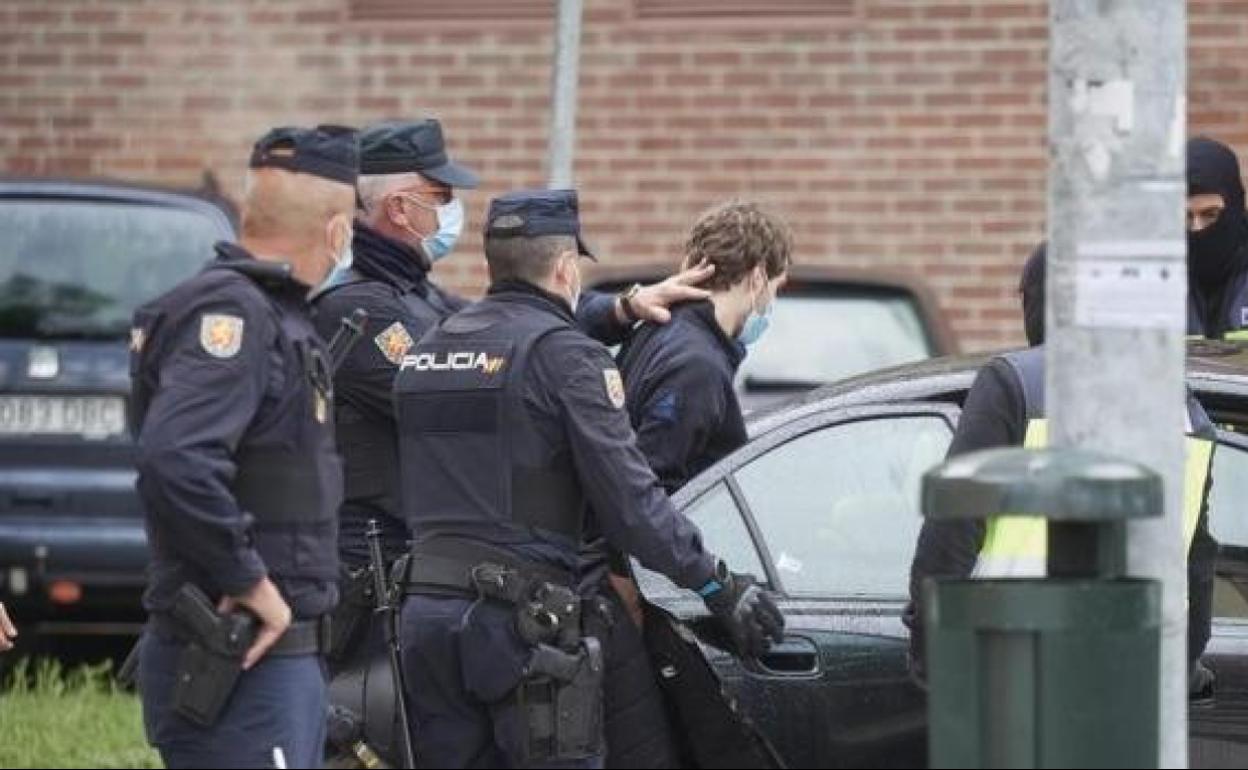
[{"left": 2, "top": 0, "right": 1246, "bottom": 351}]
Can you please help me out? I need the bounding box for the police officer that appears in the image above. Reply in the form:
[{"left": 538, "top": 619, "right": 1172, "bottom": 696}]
[
  {"left": 904, "top": 244, "right": 1218, "bottom": 696},
  {"left": 394, "top": 189, "right": 785, "bottom": 768},
  {"left": 131, "top": 125, "right": 357, "bottom": 768},
  {"left": 1188, "top": 136, "right": 1248, "bottom": 339},
  {"left": 314, "top": 118, "right": 717, "bottom": 575}
]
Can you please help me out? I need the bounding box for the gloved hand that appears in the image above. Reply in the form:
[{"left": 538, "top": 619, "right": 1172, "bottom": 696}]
[{"left": 700, "top": 562, "right": 785, "bottom": 658}]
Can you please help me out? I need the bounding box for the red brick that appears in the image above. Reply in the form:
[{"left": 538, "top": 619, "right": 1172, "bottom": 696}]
[{"left": 2, "top": 0, "right": 1238, "bottom": 352}]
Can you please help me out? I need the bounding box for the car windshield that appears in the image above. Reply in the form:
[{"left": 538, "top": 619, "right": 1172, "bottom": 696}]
[
  {"left": 0, "top": 199, "right": 225, "bottom": 339},
  {"left": 739, "top": 291, "right": 934, "bottom": 390}
]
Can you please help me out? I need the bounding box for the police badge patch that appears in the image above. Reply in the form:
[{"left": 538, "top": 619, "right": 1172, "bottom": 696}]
[
  {"left": 375, "top": 322, "right": 414, "bottom": 366},
  {"left": 199, "top": 314, "right": 244, "bottom": 358},
  {"left": 129, "top": 327, "right": 146, "bottom": 354},
  {"left": 603, "top": 368, "right": 626, "bottom": 409}
]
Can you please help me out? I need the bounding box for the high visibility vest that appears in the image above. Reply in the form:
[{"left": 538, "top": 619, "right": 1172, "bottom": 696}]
[
  {"left": 971, "top": 347, "right": 1216, "bottom": 578},
  {"left": 972, "top": 419, "right": 1214, "bottom": 578}
]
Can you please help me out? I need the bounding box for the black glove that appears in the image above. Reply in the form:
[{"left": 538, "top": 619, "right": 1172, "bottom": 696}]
[{"left": 701, "top": 563, "right": 785, "bottom": 658}]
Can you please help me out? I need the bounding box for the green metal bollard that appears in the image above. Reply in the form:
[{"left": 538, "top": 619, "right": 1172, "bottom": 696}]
[{"left": 922, "top": 447, "right": 1162, "bottom": 768}]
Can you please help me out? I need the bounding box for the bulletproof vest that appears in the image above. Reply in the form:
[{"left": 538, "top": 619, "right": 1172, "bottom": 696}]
[
  {"left": 315, "top": 269, "right": 459, "bottom": 561},
  {"left": 1188, "top": 268, "right": 1248, "bottom": 340},
  {"left": 130, "top": 257, "right": 341, "bottom": 603},
  {"left": 394, "top": 295, "right": 586, "bottom": 547}
]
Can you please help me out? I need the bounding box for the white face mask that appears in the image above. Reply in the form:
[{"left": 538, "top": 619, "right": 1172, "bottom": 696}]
[
  {"left": 333, "top": 222, "right": 354, "bottom": 271},
  {"left": 565, "top": 254, "right": 582, "bottom": 311},
  {"left": 317, "top": 223, "right": 354, "bottom": 291}
]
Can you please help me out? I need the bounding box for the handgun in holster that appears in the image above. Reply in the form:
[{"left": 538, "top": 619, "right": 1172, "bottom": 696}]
[
  {"left": 518, "top": 636, "right": 605, "bottom": 762},
  {"left": 169, "top": 583, "right": 258, "bottom": 727},
  {"left": 513, "top": 583, "right": 605, "bottom": 761}
]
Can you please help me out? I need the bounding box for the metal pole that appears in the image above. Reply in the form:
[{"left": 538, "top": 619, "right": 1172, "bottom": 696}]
[
  {"left": 546, "top": 0, "right": 583, "bottom": 189},
  {"left": 1047, "top": 1, "right": 1188, "bottom": 766}
]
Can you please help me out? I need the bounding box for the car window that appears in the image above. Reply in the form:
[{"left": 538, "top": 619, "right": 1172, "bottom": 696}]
[
  {"left": 733, "top": 415, "right": 952, "bottom": 598},
  {"left": 738, "top": 292, "right": 933, "bottom": 389},
  {"left": 0, "top": 200, "right": 225, "bottom": 340},
  {"left": 1208, "top": 440, "right": 1248, "bottom": 619},
  {"left": 633, "top": 482, "right": 765, "bottom": 602}
]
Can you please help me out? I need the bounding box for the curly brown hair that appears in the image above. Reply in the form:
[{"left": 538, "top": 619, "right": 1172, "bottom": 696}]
[{"left": 682, "top": 200, "right": 793, "bottom": 291}]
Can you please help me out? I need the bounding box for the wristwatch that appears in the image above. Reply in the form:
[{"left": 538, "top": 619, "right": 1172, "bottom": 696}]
[{"left": 618, "top": 283, "right": 643, "bottom": 323}]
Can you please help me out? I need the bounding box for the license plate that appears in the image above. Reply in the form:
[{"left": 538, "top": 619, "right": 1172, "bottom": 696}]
[{"left": 0, "top": 395, "right": 126, "bottom": 439}]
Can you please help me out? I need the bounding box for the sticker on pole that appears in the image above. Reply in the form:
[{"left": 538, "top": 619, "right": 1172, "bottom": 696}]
[{"left": 1073, "top": 240, "right": 1186, "bottom": 331}]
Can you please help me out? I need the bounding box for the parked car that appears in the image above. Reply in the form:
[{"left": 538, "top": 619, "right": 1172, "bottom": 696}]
[
  {"left": 633, "top": 340, "right": 1248, "bottom": 769},
  {"left": 588, "top": 263, "right": 959, "bottom": 412},
  {"left": 0, "top": 178, "right": 236, "bottom": 635}
]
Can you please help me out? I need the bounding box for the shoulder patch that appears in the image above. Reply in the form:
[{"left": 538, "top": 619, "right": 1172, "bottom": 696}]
[
  {"left": 603, "top": 368, "right": 626, "bottom": 409},
  {"left": 129, "top": 327, "right": 146, "bottom": 354},
  {"left": 199, "top": 314, "right": 244, "bottom": 359},
  {"left": 375, "top": 322, "right": 415, "bottom": 366}
]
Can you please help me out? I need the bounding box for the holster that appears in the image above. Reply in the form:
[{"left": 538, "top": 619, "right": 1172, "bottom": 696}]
[
  {"left": 168, "top": 584, "right": 257, "bottom": 727},
  {"left": 518, "top": 637, "right": 605, "bottom": 763}
]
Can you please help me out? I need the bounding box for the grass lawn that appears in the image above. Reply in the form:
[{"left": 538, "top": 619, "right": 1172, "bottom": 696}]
[{"left": 0, "top": 658, "right": 160, "bottom": 769}]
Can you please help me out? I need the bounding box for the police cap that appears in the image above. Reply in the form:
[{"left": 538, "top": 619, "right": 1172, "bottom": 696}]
[
  {"left": 359, "top": 119, "right": 480, "bottom": 189},
  {"left": 484, "top": 189, "right": 595, "bottom": 260},
  {"left": 249, "top": 124, "right": 359, "bottom": 186}
]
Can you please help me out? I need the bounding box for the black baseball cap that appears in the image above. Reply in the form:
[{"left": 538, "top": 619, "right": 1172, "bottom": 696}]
[
  {"left": 249, "top": 124, "right": 359, "bottom": 186},
  {"left": 359, "top": 119, "right": 479, "bottom": 189},
  {"left": 484, "top": 189, "right": 595, "bottom": 260}
]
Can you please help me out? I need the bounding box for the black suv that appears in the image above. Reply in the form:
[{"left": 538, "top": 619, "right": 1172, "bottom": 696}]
[{"left": 0, "top": 179, "right": 235, "bottom": 634}]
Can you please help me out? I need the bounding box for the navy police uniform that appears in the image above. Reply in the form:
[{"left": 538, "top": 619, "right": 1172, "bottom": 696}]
[
  {"left": 393, "top": 190, "right": 782, "bottom": 768},
  {"left": 314, "top": 121, "right": 640, "bottom": 571},
  {"left": 131, "top": 126, "right": 356, "bottom": 768}
]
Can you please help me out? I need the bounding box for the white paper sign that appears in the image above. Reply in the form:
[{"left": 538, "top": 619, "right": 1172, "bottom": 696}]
[{"left": 1073, "top": 242, "right": 1186, "bottom": 330}]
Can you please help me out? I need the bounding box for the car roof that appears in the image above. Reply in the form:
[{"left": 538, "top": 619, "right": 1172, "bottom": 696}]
[
  {"left": 746, "top": 341, "right": 1248, "bottom": 438},
  {"left": 0, "top": 177, "right": 238, "bottom": 236},
  {"left": 587, "top": 261, "right": 959, "bottom": 355}
]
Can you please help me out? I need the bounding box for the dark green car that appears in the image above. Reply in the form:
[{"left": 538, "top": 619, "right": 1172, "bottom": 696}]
[{"left": 634, "top": 342, "right": 1248, "bottom": 769}]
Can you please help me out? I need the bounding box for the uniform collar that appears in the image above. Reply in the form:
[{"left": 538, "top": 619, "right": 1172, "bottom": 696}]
[
  {"left": 210, "top": 242, "right": 306, "bottom": 296},
  {"left": 486, "top": 279, "right": 577, "bottom": 323},
  {"left": 682, "top": 299, "right": 747, "bottom": 369},
  {"left": 352, "top": 219, "right": 432, "bottom": 293}
]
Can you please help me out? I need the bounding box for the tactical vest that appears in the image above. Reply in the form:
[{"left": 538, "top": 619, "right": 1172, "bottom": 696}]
[
  {"left": 972, "top": 346, "right": 1215, "bottom": 578},
  {"left": 1188, "top": 268, "right": 1248, "bottom": 340},
  {"left": 317, "top": 270, "right": 460, "bottom": 500},
  {"left": 131, "top": 256, "right": 341, "bottom": 605},
  {"left": 394, "top": 294, "right": 586, "bottom": 549}
]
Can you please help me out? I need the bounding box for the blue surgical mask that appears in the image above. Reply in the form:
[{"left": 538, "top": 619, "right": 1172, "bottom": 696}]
[
  {"left": 737, "top": 278, "right": 774, "bottom": 347},
  {"left": 421, "top": 197, "right": 464, "bottom": 262},
  {"left": 737, "top": 302, "right": 772, "bottom": 347},
  {"left": 314, "top": 228, "right": 354, "bottom": 294}
]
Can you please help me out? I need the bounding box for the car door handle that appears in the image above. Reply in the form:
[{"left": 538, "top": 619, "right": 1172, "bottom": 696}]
[
  {"left": 6, "top": 489, "right": 65, "bottom": 512},
  {"left": 755, "top": 636, "right": 820, "bottom": 675}
]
